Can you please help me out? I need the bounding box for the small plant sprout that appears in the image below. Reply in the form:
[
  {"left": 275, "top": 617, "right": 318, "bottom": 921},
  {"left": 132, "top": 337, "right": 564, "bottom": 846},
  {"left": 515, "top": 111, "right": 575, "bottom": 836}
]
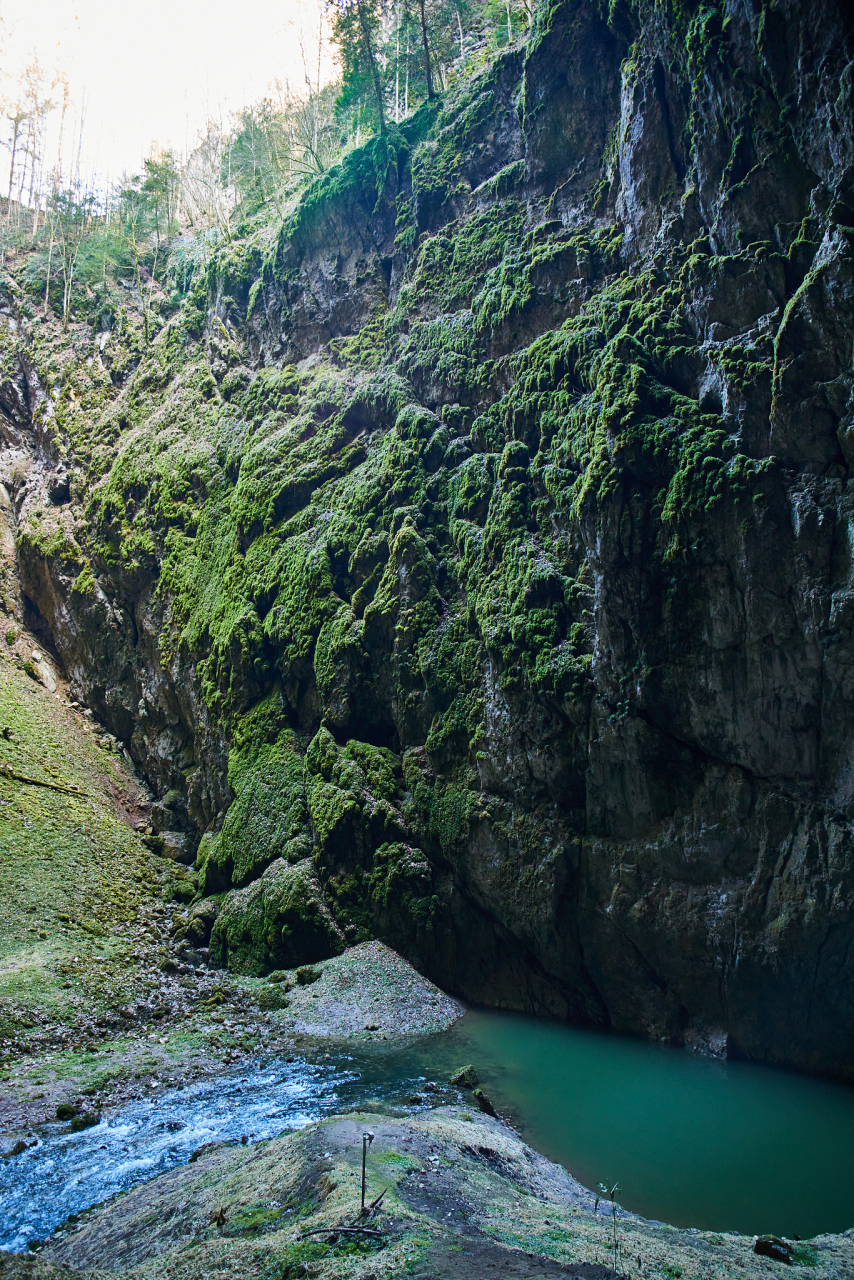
[{"left": 598, "top": 1181, "right": 621, "bottom": 1275}]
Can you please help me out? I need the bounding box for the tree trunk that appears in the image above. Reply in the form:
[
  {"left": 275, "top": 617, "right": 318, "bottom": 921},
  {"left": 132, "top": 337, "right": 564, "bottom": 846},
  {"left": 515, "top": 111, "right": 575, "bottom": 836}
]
[
  {"left": 130, "top": 229, "right": 149, "bottom": 345},
  {"left": 356, "top": 0, "right": 386, "bottom": 135},
  {"left": 7, "top": 118, "right": 22, "bottom": 219},
  {"left": 44, "top": 220, "right": 55, "bottom": 313},
  {"left": 418, "top": 0, "right": 435, "bottom": 100}
]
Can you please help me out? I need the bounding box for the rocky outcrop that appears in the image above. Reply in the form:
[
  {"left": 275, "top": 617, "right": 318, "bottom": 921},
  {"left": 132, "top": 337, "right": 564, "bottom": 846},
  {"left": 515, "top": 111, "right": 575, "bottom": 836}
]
[
  {"left": 208, "top": 857, "right": 345, "bottom": 975},
  {"left": 3, "top": 0, "right": 854, "bottom": 1078}
]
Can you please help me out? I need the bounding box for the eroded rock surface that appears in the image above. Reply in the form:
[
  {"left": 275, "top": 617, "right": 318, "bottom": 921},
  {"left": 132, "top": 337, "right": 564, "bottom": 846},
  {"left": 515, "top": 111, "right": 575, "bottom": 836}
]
[{"left": 2, "top": 0, "right": 854, "bottom": 1078}]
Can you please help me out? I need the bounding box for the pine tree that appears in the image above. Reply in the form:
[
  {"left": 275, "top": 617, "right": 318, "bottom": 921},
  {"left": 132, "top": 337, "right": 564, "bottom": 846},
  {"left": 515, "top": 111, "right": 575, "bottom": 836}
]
[
  {"left": 416, "top": 0, "right": 435, "bottom": 100},
  {"left": 329, "top": 0, "right": 388, "bottom": 136}
]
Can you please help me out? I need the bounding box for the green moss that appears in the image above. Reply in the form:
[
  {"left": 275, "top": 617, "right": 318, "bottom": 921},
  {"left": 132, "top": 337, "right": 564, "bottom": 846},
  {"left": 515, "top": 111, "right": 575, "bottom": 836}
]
[
  {"left": 397, "top": 201, "right": 525, "bottom": 317},
  {"left": 71, "top": 563, "right": 97, "bottom": 596},
  {"left": 281, "top": 128, "right": 411, "bottom": 260},
  {"left": 0, "top": 654, "right": 167, "bottom": 1057},
  {"left": 222, "top": 735, "right": 308, "bottom": 886},
  {"left": 209, "top": 857, "right": 344, "bottom": 976},
  {"left": 241, "top": 365, "right": 301, "bottom": 421},
  {"left": 19, "top": 521, "right": 83, "bottom": 567},
  {"left": 329, "top": 303, "right": 390, "bottom": 371}
]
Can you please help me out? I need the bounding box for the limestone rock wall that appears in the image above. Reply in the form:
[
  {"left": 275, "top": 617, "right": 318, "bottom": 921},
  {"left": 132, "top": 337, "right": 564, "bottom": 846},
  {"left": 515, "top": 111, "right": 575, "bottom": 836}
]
[{"left": 3, "top": 0, "right": 854, "bottom": 1077}]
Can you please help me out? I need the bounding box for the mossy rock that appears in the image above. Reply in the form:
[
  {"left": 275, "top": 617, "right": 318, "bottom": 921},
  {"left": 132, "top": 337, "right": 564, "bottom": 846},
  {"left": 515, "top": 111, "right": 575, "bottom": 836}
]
[
  {"left": 217, "top": 733, "right": 309, "bottom": 888},
  {"left": 69, "top": 1112, "right": 100, "bottom": 1132},
  {"left": 209, "top": 858, "right": 344, "bottom": 976},
  {"left": 176, "top": 896, "right": 219, "bottom": 945},
  {"left": 451, "top": 1064, "right": 479, "bottom": 1088},
  {"left": 255, "top": 986, "right": 291, "bottom": 1011},
  {"left": 267, "top": 970, "right": 293, "bottom": 987},
  {"left": 473, "top": 1088, "right": 497, "bottom": 1118},
  {"left": 753, "top": 1236, "right": 792, "bottom": 1263}
]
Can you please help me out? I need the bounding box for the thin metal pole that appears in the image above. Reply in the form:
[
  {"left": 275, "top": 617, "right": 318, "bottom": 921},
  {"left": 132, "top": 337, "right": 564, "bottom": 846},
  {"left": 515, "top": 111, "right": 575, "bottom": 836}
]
[{"left": 361, "top": 1131, "right": 374, "bottom": 1214}]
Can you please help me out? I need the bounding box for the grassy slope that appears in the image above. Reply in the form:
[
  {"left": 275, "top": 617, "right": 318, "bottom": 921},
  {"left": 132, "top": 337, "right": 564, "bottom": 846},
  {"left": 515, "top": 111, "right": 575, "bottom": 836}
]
[
  {"left": 0, "top": 646, "right": 288, "bottom": 1136},
  {"left": 0, "top": 649, "right": 159, "bottom": 1041}
]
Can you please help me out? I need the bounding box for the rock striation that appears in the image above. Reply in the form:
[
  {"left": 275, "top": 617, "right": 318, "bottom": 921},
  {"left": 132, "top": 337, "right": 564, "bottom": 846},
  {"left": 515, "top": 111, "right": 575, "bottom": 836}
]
[{"left": 2, "top": 0, "right": 854, "bottom": 1078}]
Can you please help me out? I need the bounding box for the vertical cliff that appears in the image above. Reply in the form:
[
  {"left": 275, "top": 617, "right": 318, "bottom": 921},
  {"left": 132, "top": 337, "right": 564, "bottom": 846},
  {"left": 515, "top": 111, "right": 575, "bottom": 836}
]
[{"left": 3, "top": 0, "right": 853, "bottom": 1077}]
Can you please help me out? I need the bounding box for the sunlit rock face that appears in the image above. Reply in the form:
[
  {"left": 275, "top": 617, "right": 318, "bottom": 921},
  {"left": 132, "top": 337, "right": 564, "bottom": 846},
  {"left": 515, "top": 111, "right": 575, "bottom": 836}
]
[{"left": 5, "top": 0, "right": 854, "bottom": 1077}]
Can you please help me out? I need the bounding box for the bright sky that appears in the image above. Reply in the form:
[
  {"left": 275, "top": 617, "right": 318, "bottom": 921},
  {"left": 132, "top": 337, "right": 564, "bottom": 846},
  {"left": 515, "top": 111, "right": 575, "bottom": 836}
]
[{"left": 0, "top": 0, "right": 336, "bottom": 194}]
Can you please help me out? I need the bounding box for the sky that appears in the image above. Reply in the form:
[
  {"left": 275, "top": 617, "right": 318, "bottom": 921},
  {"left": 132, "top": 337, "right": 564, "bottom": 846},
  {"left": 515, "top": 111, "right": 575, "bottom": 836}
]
[{"left": 0, "top": 0, "right": 337, "bottom": 195}]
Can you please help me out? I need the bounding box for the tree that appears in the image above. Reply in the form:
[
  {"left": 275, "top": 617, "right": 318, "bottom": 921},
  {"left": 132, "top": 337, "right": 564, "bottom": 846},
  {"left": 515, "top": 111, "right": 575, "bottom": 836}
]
[
  {"left": 181, "top": 122, "right": 234, "bottom": 235},
  {"left": 3, "top": 102, "right": 28, "bottom": 219},
  {"left": 18, "top": 55, "right": 56, "bottom": 232},
  {"left": 329, "top": 0, "right": 388, "bottom": 137},
  {"left": 50, "top": 188, "right": 94, "bottom": 330},
  {"left": 50, "top": 73, "right": 70, "bottom": 197},
  {"left": 327, "top": 0, "right": 532, "bottom": 132},
  {"left": 115, "top": 173, "right": 169, "bottom": 343},
  {"left": 225, "top": 84, "right": 341, "bottom": 215},
  {"left": 416, "top": 0, "right": 436, "bottom": 100},
  {"left": 141, "top": 149, "right": 180, "bottom": 247}
]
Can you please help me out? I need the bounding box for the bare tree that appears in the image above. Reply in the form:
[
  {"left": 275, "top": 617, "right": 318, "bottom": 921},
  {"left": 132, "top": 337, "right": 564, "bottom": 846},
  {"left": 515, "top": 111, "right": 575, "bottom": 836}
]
[
  {"left": 180, "top": 121, "right": 234, "bottom": 234},
  {"left": 17, "top": 54, "right": 56, "bottom": 229},
  {"left": 51, "top": 73, "right": 70, "bottom": 196},
  {"left": 3, "top": 101, "right": 28, "bottom": 221},
  {"left": 52, "top": 189, "right": 91, "bottom": 329}
]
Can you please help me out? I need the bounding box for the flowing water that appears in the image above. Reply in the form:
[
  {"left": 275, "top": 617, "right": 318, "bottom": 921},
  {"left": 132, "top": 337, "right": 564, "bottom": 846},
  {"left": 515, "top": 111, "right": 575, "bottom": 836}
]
[{"left": 3, "top": 1009, "right": 854, "bottom": 1252}]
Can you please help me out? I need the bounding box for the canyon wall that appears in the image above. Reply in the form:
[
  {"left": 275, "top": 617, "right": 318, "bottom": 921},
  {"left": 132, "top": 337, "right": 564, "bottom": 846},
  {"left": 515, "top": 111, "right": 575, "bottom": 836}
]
[{"left": 3, "top": 0, "right": 854, "bottom": 1077}]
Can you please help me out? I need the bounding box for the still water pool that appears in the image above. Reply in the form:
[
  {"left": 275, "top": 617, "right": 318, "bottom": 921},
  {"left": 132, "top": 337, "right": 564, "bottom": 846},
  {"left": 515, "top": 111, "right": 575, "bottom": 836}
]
[
  {"left": 3, "top": 1008, "right": 853, "bottom": 1251},
  {"left": 441, "top": 1009, "right": 854, "bottom": 1240}
]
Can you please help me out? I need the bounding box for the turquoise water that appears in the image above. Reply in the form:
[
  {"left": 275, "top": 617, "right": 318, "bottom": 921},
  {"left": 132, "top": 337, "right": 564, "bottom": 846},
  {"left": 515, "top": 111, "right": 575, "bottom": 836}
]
[
  {"left": 5, "top": 1008, "right": 854, "bottom": 1249},
  {"left": 431, "top": 1009, "right": 854, "bottom": 1239}
]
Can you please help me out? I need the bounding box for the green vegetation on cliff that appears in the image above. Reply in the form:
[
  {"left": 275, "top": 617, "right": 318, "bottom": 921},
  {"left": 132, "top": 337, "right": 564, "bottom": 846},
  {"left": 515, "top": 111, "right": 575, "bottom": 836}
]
[{"left": 3, "top": 0, "right": 853, "bottom": 1080}]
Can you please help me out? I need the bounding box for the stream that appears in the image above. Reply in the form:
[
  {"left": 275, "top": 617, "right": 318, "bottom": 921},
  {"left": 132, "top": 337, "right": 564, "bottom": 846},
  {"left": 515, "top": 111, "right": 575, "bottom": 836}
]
[{"left": 3, "top": 1008, "right": 854, "bottom": 1252}]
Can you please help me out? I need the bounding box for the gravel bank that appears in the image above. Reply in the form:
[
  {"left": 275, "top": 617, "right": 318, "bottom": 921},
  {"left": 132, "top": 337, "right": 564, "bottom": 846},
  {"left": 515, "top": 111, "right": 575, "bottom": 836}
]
[{"left": 273, "top": 940, "right": 465, "bottom": 1040}]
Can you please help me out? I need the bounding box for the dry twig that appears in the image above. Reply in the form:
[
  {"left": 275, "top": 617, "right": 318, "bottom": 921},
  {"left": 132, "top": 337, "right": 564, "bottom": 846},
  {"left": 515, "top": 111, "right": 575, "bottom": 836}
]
[{"left": 0, "top": 760, "right": 86, "bottom": 796}]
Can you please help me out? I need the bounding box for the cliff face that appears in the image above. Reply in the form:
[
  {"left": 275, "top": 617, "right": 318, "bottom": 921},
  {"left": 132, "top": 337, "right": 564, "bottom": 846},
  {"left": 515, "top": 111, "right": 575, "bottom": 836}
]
[{"left": 3, "top": 0, "right": 854, "bottom": 1077}]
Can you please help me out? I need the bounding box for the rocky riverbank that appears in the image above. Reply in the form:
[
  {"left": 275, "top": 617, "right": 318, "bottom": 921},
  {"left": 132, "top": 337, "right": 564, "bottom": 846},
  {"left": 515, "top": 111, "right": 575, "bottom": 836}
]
[{"left": 4, "top": 1104, "right": 853, "bottom": 1279}]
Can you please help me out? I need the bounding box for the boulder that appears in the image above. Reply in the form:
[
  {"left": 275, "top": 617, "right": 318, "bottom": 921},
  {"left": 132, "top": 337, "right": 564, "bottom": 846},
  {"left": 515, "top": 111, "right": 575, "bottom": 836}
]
[
  {"left": 160, "top": 832, "right": 194, "bottom": 865},
  {"left": 754, "top": 1236, "right": 792, "bottom": 1263},
  {"left": 209, "top": 858, "right": 344, "bottom": 976},
  {"left": 451, "top": 1064, "right": 479, "bottom": 1089},
  {"left": 267, "top": 970, "right": 293, "bottom": 987},
  {"left": 69, "top": 1112, "right": 100, "bottom": 1132},
  {"left": 177, "top": 897, "right": 219, "bottom": 946}
]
